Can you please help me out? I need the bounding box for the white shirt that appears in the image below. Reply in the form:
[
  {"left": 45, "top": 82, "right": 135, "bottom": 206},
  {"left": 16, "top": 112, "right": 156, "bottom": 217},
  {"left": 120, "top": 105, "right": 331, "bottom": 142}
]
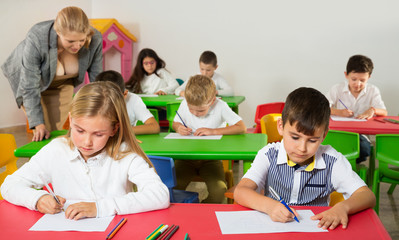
[
  {"left": 141, "top": 68, "right": 179, "bottom": 94},
  {"left": 1, "top": 138, "right": 170, "bottom": 217},
  {"left": 125, "top": 92, "right": 153, "bottom": 126},
  {"left": 326, "top": 81, "right": 386, "bottom": 117},
  {"left": 243, "top": 141, "right": 366, "bottom": 202},
  {"left": 173, "top": 98, "right": 242, "bottom": 132},
  {"left": 175, "top": 72, "right": 234, "bottom": 96}
]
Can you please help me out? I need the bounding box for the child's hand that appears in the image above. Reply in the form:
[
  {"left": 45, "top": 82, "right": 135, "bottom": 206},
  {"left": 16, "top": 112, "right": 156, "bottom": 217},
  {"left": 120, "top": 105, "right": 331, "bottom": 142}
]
[
  {"left": 339, "top": 109, "right": 354, "bottom": 117},
  {"left": 268, "top": 200, "right": 299, "bottom": 223},
  {"left": 356, "top": 108, "right": 375, "bottom": 120},
  {"left": 155, "top": 90, "right": 167, "bottom": 95},
  {"left": 36, "top": 194, "right": 66, "bottom": 214},
  {"left": 311, "top": 205, "right": 348, "bottom": 230},
  {"left": 177, "top": 125, "right": 192, "bottom": 135},
  {"left": 65, "top": 202, "right": 97, "bottom": 220},
  {"left": 194, "top": 128, "right": 214, "bottom": 136}
]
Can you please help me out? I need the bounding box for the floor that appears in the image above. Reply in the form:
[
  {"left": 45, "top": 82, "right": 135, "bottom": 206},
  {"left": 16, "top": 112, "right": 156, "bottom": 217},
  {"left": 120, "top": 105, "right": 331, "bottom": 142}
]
[{"left": 1, "top": 125, "right": 398, "bottom": 238}]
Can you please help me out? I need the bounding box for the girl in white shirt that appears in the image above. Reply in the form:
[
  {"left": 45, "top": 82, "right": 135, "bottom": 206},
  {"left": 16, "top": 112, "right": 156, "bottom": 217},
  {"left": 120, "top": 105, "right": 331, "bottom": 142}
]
[
  {"left": 126, "top": 48, "right": 179, "bottom": 95},
  {"left": 1, "top": 81, "right": 170, "bottom": 220}
]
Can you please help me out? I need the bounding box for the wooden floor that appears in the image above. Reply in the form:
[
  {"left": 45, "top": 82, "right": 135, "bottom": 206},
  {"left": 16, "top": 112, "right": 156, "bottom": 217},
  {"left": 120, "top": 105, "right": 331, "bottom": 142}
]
[{"left": 1, "top": 125, "right": 398, "bottom": 238}]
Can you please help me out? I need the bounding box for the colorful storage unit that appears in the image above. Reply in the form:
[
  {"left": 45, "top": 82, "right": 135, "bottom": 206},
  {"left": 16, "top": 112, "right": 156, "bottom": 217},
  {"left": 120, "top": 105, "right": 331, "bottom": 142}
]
[{"left": 89, "top": 18, "right": 137, "bottom": 82}]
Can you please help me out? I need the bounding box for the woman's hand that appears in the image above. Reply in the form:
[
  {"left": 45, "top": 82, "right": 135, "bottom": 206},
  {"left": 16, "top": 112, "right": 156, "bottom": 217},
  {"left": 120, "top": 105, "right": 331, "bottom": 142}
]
[{"left": 33, "top": 124, "right": 50, "bottom": 141}]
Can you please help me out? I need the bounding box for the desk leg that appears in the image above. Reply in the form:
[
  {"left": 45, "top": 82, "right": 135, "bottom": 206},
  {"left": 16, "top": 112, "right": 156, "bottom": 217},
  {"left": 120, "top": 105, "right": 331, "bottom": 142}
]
[
  {"left": 243, "top": 160, "right": 252, "bottom": 175},
  {"left": 232, "top": 106, "right": 239, "bottom": 114},
  {"left": 368, "top": 145, "right": 375, "bottom": 187}
]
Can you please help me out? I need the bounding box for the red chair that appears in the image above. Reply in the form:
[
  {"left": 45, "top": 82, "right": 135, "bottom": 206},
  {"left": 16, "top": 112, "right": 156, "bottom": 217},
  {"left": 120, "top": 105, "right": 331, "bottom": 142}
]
[{"left": 254, "top": 102, "right": 285, "bottom": 133}]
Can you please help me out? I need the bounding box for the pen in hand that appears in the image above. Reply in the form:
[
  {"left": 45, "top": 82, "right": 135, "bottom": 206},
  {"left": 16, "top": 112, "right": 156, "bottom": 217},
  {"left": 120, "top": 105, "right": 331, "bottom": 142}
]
[
  {"left": 269, "top": 186, "right": 299, "bottom": 223},
  {"left": 39, "top": 175, "right": 64, "bottom": 212},
  {"left": 338, "top": 99, "right": 349, "bottom": 110},
  {"left": 175, "top": 111, "right": 188, "bottom": 128}
]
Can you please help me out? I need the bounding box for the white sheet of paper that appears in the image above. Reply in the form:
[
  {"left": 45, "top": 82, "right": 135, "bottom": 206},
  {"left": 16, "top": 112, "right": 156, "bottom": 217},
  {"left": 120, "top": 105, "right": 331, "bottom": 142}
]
[
  {"left": 164, "top": 133, "right": 222, "bottom": 140},
  {"left": 176, "top": 96, "right": 184, "bottom": 100},
  {"left": 330, "top": 116, "right": 367, "bottom": 122},
  {"left": 215, "top": 210, "right": 327, "bottom": 234},
  {"left": 137, "top": 94, "right": 158, "bottom": 97},
  {"left": 29, "top": 201, "right": 114, "bottom": 232}
]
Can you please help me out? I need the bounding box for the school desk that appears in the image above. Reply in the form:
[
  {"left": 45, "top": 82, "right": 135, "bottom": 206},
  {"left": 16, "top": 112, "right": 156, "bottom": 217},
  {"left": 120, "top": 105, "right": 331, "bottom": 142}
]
[
  {"left": 0, "top": 200, "right": 390, "bottom": 240},
  {"left": 329, "top": 116, "right": 399, "bottom": 135},
  {"left": 14, "top": 132, "right": 267, "bottom": 174},
  {"left": 140, "top": 95, "right": 246, "bottom": 113},
  {"left": 329, "top": 116, "right": 399, "bottom": 185}
]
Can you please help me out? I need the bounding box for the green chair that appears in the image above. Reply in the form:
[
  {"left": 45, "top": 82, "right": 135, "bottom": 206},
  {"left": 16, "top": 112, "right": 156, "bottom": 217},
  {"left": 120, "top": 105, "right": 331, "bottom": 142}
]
[
  {"left": 166, "top": 101, "right": 181, "bottom": 132},
  {"left": 322, "top": 130, "right": 367, "bottom": 182},
  {"left": 136, "top": 108, "right": 159, "bottom": 126},
  {"left": 372, "top": 134, "right": 399, "bottom": 214}
]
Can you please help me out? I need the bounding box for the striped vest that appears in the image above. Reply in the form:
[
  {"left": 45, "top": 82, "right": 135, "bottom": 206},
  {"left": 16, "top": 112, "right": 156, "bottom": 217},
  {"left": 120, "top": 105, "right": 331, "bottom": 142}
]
[{"left": 264, "top": 147, "right": 338, "bottom": 206}]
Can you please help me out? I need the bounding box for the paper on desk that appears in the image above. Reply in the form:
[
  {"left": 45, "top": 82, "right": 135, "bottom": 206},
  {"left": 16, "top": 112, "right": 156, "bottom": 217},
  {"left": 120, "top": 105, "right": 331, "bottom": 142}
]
[
  {"left": 137, "top": 94, "right": 158, "bottom": 97},
  {"left": 29, "top": 201, "right": 114, "bottom": 232},
  {"left": 215, "top": 210, "right": 327, "bottom": 234},
  {"left": 330, "top": 116, "right": 367, "bottom": 122},
  {"left": 164, "top": 133, "right": 222, "bottom": 140}
]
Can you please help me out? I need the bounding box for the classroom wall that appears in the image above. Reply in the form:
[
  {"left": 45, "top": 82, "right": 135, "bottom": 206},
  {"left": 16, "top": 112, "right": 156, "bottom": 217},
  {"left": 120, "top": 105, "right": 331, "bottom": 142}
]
[{"left": 1, "top": 0, "right": 399, "bottom": 128}]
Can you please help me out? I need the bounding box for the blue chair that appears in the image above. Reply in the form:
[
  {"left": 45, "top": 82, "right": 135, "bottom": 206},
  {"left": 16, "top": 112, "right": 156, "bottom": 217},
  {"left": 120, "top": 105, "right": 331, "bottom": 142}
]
[{"left": 148, "top": 155, "right": 199, "bottom": 203}]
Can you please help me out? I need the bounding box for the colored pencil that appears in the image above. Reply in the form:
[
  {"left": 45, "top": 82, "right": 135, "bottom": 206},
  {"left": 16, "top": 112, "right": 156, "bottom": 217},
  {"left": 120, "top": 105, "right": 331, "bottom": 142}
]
[
  {"left": 106, "top": 218, "right": 127, "bottom": 239},
  {"left": 146, "top": 224, "right": 164, "bottom": 239},
  {"left": 373, "top": 118, "right": 386, "bottom": 123},
  {"left": 163, "top": 225, "right": 179, "bottom": 240},
  {"left": 158, "top": 224, "right": 174, "bottom": 240},
  {"left": 148, "top": 225, "right": 169, "bottom": 240}
]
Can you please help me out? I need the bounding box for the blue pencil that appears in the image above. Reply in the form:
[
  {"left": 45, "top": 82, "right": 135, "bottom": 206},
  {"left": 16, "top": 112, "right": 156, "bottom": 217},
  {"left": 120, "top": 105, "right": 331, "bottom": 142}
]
[
  {"left": 338, "top": 99, "right": 349, "bottom": 110},
  {"left": 175, "top": 111, "right": 188, "bottom": 128}
]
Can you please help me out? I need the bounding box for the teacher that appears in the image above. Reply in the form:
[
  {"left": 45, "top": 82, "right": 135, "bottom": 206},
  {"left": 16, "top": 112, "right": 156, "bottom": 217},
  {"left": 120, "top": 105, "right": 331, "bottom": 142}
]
[{"left": 2, "top": 6, "right": 103, "bottom": 141}]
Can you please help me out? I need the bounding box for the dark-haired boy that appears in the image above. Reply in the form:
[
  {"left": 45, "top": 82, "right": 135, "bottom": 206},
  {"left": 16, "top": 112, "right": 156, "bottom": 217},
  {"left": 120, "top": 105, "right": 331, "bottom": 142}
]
[{"left": 235, "top": 87, "right": 375, "bottom": 230}]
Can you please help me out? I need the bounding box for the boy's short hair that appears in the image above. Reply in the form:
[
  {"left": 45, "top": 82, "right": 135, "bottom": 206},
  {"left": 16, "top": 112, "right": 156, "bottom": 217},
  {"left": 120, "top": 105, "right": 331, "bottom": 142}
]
[
  {"left": 346, "top": 55, "right": 374, "bottom": 75},
  {"left": 185, "top": 75, "right": 216, "bottom": 106},
  {"left": 199, "top": 51, "right": 217, "bottom": 67},
  {"left": 95, "top": 70, "right": 126, "bottom": 92},
  {"left": 282, "top": 87, "right": 330, "bottom": 135}
]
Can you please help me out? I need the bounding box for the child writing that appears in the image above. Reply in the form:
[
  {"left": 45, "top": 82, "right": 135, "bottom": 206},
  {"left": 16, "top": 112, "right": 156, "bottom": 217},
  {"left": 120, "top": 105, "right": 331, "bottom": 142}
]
[
  {"left": 173, "top": 75, "right": 246, "bottom": 203},
  {"left": 1, "top": 81, "right": 170, "bottom": 220},
  {"left": 234, "top": 87, "right": 375, "bottom": 230},
  {"left": 175, "top": 51, "right": 234, "bottom": 97},
  {"left": 95, "top": 70, "right": 160, "bottom": 135},
  {"left": 126, "top": 48, "right": 179, "bottom": 95},
  {"left": 326, "top": 54, "right": 387, "bottom": 163}
]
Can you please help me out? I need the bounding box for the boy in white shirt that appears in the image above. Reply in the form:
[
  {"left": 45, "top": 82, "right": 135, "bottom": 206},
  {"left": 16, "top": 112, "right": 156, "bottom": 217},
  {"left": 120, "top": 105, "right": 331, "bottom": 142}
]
[
  {"left": 173, "top": 75, "right": 246, "bottom": 203},
  {"left": 175, "top": 51, "right": 234, "bottom": 97},
  {"left": 326, "top": 55, "right": 387, "bottom": 163},
  {"left": 95, "top": 70, "right": 160, "bottom": 135}
]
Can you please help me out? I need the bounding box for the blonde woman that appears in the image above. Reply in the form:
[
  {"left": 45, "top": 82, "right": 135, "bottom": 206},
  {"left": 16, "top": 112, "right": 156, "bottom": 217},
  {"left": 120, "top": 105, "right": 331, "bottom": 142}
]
[{"left": 2, "top": 6, "right": 103, "bottom": 141}]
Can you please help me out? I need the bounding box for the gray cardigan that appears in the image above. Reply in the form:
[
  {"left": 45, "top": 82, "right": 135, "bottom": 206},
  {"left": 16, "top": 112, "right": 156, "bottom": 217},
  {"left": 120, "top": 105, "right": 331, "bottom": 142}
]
[{"left": 1, "top": 20, "right": 103, "bottom": 128}]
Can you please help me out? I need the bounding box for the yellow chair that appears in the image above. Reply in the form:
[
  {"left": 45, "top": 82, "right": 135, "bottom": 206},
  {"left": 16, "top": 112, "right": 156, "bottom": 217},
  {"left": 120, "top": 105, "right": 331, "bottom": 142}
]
[
  {"left": 0, "top": 134, "right": 18, "bottom": 200},
  {"left": 260, "top": 113, "right": 282, "bottom": 143}
]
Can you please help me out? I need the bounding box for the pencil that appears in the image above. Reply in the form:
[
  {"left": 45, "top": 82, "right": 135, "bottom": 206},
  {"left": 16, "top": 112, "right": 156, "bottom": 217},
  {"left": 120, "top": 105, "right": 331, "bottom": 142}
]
[
  {"left": 146, "top": 224, "right": 164, "bottom": 239},
  {"left": 175, "top": 111, "right": 188, "bottom": 128},
  {"left": 106, "top": 218, "right": 127, "bottom": 239},
  {"left": 136, "top": 138, "right": 143, "bottom": 143},
  {"left": 148, "top": 225, "right": 169, "bottom": 240},
  {"left": 39, "top": 175, "right": 64, "bottom": 212},
  {"left": 373, "top": 118, "right": 386, "bottom": 123},
  {"left": 338, "top": 99, "right": 349, "bottom": 110},
  {"left": 163, "top": 225, "right": 179, "bottom": 240},
  {"left": 158, "top": 224, "right": 174, "bottom": 240}
]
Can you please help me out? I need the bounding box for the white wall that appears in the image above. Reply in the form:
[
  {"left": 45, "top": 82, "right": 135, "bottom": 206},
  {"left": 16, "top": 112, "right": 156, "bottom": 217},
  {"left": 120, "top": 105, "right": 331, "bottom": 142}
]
[{"left": 1, "top": 0, "right": 399, "bottom": 128}]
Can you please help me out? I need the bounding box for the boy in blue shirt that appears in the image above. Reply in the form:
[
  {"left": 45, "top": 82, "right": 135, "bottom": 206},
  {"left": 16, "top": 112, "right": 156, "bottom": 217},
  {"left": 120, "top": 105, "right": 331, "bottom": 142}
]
[{"left": 235, "top": 87, "right": 375, "bottom": 230}]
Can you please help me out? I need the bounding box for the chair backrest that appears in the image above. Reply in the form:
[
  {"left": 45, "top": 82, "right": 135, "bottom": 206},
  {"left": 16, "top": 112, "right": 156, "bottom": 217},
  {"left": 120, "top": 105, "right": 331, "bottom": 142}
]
[
  {"left": 176, "top": 78, "right": 184, "bottom": 86},
  {"left": 148, "top": 155, "right": 177, "bottom": 202},
  {"left": 322, "top": 130, "right": 359, "bottom": 171},
  {"left": 260, "top": 113, "right": 282, "bottom": 143},
  {"left": 375, "top": 134, "right": 399, "bottom": 180},
  {"left": 166, "top": 101, "right": 181, "bottom": 132},
  {"left": 136, "top": 108, "right": 159, "bottom": 126},
  {"left": 254, "top": 102, "right": 285, "bottom": 133},
  {"left": 0, "top": 134, "right": 18, "bottom": 200}
]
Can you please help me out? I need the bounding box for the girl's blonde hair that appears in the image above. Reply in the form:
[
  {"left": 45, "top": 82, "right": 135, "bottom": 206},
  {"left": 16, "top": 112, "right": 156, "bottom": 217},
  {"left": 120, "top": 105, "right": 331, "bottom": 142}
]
[
  {"left": 67, "top": 81, "right": 153, "bottom": 167},
  {"left": 54, "top": 6, "right": 94, "bottom": 48}
]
